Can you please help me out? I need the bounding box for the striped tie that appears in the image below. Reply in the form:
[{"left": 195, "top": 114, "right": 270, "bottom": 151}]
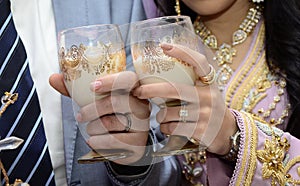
[{"left": 0, "top": 0, "right": 56, "bottom": 185}]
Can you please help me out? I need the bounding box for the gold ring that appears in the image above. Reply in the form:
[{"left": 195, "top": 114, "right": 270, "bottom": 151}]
[
  {"left": 199, "top": 64, "right": 216, "bottom": 85},
  {"left": 179, "top": 104, "right": 188, "bottom": 122}
]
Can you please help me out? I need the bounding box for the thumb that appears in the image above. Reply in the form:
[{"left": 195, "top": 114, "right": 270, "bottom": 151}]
[{"left": 49, "top": 73, "right": 70, "bottom": 97}]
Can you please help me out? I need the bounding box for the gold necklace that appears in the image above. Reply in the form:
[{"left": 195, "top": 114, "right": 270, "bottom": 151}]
[{"left": 194, "top": 5, "right": 262, "bottom": 91}]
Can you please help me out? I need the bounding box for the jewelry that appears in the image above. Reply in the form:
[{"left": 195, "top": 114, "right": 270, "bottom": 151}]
[
  {"left": 0, "top": 92, "right": 18, "bottom": 117},
  {"left": 199, "top": 64, "right": 216, "bottom": 85},
  {"left": 123, "top": 113, "right": 132, "bottom": 132},
  {"left": 253, "top": 0, "right": 264, "bottom": 3},
  {"left": 225, "top": 24, "right": 265, "bottom": 107},
  {"left": 182, "top": 150, "right": 206, "bottom": 185},
  {"left": 175, "top": 0, "right": 181, "bottom": 16},
  {"left": 220, "top": 129, "right": 241, "bottom": 162},
  {"left": 179, "top": 104, "right": 188, "bottom": 122},
  {"left": 194, "top": 5, "right": 262, "bottom": 91}
]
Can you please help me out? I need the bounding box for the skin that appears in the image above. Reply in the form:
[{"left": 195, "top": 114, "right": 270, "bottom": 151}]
[{"left": 49, "top": 72, "right": 150, "bottom": 165}]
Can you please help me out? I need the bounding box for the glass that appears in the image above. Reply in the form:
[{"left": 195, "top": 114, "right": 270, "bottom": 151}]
[
  {"left": 130, "top": 16, "right": 201, "bottom": 156},
  {"left": 58, "top": 24, "right": 131, "bottom": 163}
]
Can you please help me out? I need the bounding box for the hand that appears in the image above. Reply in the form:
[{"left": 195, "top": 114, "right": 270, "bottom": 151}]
[
  {"left": 50, "top": 71, "right": 150, "bottom": 164},
  {"left": 49, "top": 73, "right": 70, "bottom": 97},
  {"left": 133, "top": 43, "right": 237, "bottom": 155}
]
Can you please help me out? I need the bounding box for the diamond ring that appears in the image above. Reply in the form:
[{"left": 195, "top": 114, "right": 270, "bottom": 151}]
[{"left": 179, "top": 104, "right": 188, "bottom": 122}]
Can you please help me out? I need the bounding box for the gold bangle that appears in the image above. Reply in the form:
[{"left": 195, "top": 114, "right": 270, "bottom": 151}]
[{"left": 199, "top": 64, "right": 216, "bottom": 85}]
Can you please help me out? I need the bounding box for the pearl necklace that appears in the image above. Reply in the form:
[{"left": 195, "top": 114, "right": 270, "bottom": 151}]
[{"left": 194, "top": 5, "right": 262, "bottom": 91}]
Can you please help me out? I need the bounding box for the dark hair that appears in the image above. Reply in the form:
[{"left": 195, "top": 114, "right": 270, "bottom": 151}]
[
  {"left": 264, "top": 0, "right": 300, "bottom": 138},
  {"left": 154, "top": 0, "right": 300, "bottom": 139}
]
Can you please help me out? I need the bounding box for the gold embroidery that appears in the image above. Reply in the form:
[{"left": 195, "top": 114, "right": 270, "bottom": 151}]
[
  {"left": 244, "top": 63, "right": 271, "bottom": 112},
  {"left": 227, "top": 22, "right": 290, "bottom": 126},
  {"left": 241, "top": 63, "right": 290, "bottom": 126},
  {"left": 226, "top": 24, "right": 265, "bottom": 108},
  {"left": 284, "top": 157, "right": 300, "bottom": 185},
  {"left": 257, "top": 131, "right": 300, "bottom": 185},
  {"left": 257, "top": 134, "right": 290, "bottom": 185},
  {"left": 235, "top": 112, "right": 258, "bottom": 186},
  {"left": 229, "top": 45, "right": 265, "bottom": 111},
  {"left": 242, "top": 62, "right": 268, "bottom": 112}
]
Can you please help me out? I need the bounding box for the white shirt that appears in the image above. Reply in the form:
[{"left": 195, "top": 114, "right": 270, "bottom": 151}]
[{"left": 10, "top": 0, "right": 66, "bottom": 185}]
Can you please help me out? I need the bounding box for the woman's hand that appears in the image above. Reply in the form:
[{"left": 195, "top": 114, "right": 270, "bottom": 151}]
[
  {"left": 133, "top": 43, "right": 237, "bottom": 155},
  {"left": 49, "top": 71, "right": 150, "bottom": 165}
]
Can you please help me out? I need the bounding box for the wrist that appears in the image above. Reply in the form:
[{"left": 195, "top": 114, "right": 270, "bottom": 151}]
[
  {"left": 108, "top": 133, "right": 154, "bottom": 173},
  {"left": 219, "top": 129, "right": 241, "bottom": 162},
  {"left": 208, "top": 108, "right": 238, "bottom": 155}
]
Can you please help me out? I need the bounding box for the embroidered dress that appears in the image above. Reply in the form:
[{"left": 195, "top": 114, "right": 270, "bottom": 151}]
[{"left": 178, "top": 20, "right": 300, "bottom": 186}]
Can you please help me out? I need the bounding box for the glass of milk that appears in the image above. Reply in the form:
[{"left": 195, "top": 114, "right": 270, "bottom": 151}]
[{"left": 130, "top": 16, "right": 202, "bottom": 157}]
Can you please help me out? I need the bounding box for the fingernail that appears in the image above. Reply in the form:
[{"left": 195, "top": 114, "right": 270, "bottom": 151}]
[
  {"left": 90, "top": 81, "right": 102, "bottom": 91},
  {"left": 160, "top": 43, "right": 173, "bottom": 51}
]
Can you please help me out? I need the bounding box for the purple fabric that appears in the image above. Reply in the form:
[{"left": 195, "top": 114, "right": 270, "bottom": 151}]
[
  {"left": 142, "top": 0, "right": 161, "bottom": 18},
  {"left": 142, "top": 0, "right": 166, "bottom": 18}
]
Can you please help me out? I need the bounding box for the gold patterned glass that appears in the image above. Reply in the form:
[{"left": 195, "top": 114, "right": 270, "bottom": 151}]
[
  {"left": 58, "top": 24, "right": 129, "bottom": 162},
  {"left": 130, "top": 16, "right": 201, "bottom": 156}
]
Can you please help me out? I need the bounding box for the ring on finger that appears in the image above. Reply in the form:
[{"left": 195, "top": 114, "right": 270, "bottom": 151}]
[
  {"left": 179, "top": 104, "right": 188, "bottom": 123},
  {"left": 199, "top": 64, "right": 216, "bottom": 85},
  {"left": 123, "top": 113, "right": 132, "bottom": 132}
]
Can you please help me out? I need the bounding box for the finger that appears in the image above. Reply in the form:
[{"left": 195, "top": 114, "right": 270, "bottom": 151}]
[
  {"left": 160, "top": 43, "right": 210, "bottom": 77},
  {"left": 156, "top": 104, "right": 200, "bottom": 123},
  {"left": 49, "top": 73, "right": 70, "bottom": 97},
  {"left": 85, "top": 114, "right": 124, "bottom": 135},
  {"left": 77, "top": 95, "right": 149, "bottom": 122},
  {"left": 90, "top": 71, "right": 139, "bottom": 93},
  {"left": 160, "top": 121, "right": 200, "bottom": 139},
  {"left": 86, "top": 113, "right": 149, "bottom": 135},
  {"left": 87, "top": 132, "right": 148, "bottom": 149},
  {"left": 134, "top": 82, "right": 199, "bottom": 103},
  {"left": 87, "top": 132, "right": 148, "bottom": 164}
]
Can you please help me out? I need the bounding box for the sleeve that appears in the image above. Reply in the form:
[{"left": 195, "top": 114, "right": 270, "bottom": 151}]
[{"left": 228, "top": 110, "right": 300, "bottom": 186}]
